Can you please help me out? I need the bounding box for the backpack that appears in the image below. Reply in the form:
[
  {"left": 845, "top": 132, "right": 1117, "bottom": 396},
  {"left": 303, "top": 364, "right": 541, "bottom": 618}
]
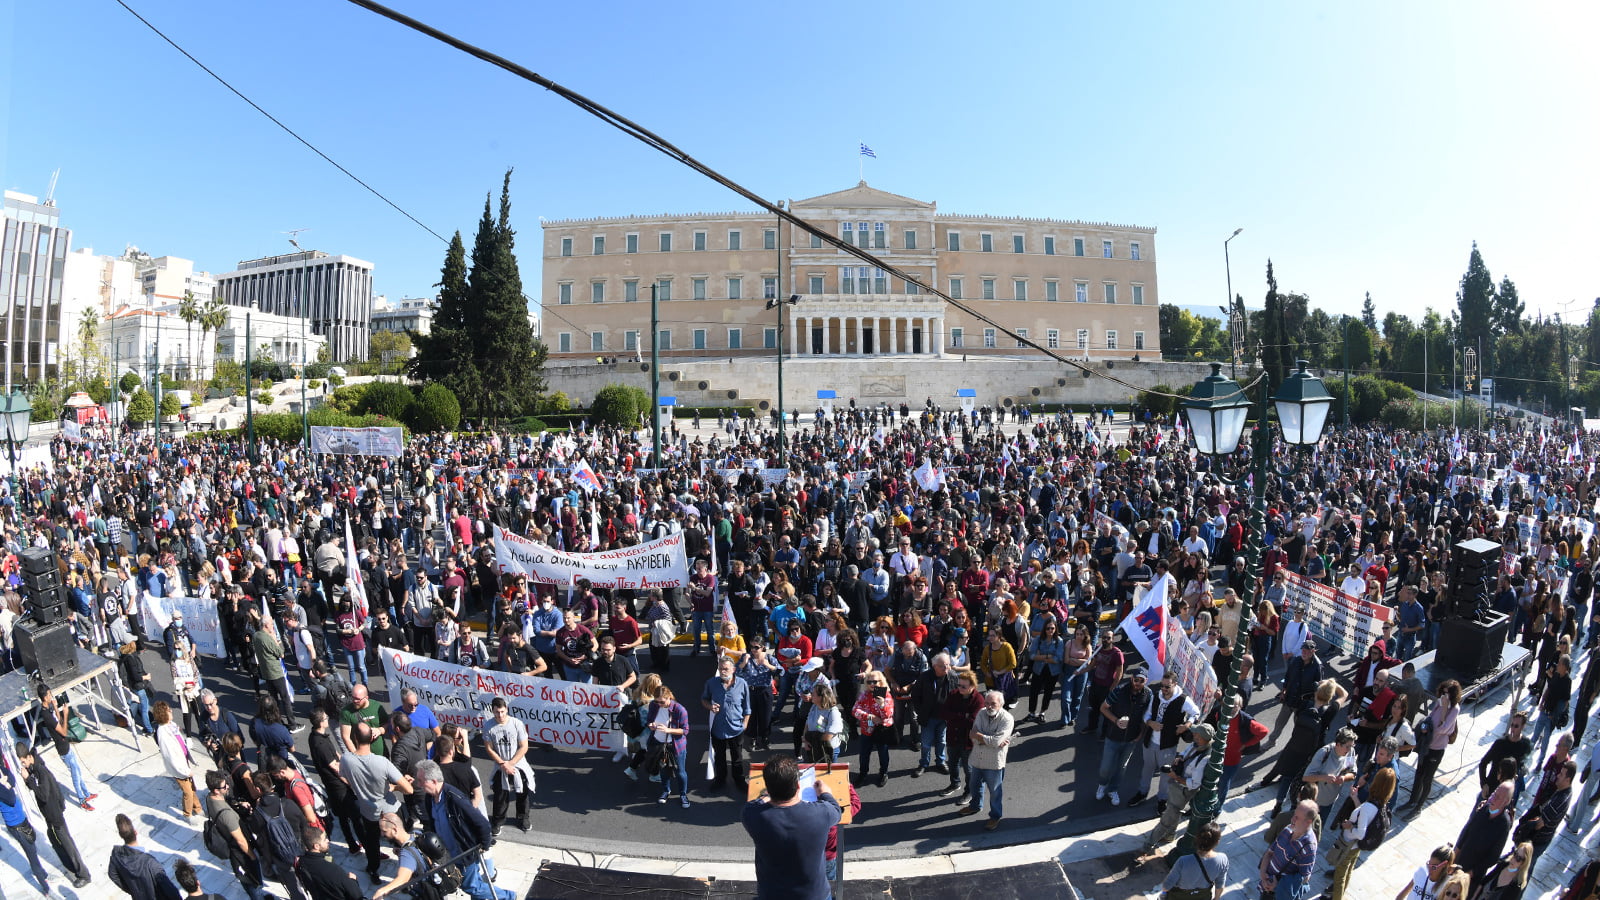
[
  {"left": 203, "top": 813, "right": 234, "bottom": 860},
  {"left": 620, "top": 702, "right": 645, "bottom": 739},
  {"left": 1356, "top": 803, "right": 1390, "bottom": 851},
  {"left": 251, "top": 793, "right": 305, "bottom": 868},
  {"left": 321, "top": 674, "right": 354, "bottom": 719}
]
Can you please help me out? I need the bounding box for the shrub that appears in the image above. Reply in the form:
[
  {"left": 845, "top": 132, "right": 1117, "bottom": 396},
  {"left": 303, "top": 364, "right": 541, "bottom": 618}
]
[
  {"left": 327, "top": 383, "right": 369, "bottom": 414},
  {"left": 160, "top": 393, "right": 180, "bottom": 416},
  {"left": 591, "top": 384, "right": 641, "bottom": 426},
  {"left": 535, "top": 391, "right": 572, "bottom": 415},
  {"left": 1379, "top": 399, "right": 1423, "bottom": 430},
  {"left": 409, "top": 383, "right": 461, "bottom": 433},
  {"left": 256, "top": 390, "right": 274, "bottom": 406},
  {"left": 119, "top": 372, "right": 142, "bottom": 395},
  {"left": 126, "top": 388, "right": 155, "bottom": 425},
  {"left": 357, "top": 381, "right": 416, "bottom": 420},
  {"left": 329, "top": 373, "right": 346, "bottom": 387}
]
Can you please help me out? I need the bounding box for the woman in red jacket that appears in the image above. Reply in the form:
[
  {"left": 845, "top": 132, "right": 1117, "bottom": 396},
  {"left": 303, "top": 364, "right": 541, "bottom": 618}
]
[
  {"left": 1218, "top": 693, "right": 1268, "bottom": 800},
  {"left": 853, "top": 671, "right": 896, "bottom": 787}
]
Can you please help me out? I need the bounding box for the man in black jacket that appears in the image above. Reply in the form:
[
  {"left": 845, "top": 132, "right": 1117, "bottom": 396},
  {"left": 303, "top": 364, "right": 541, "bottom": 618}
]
[
  {"left": 18, "top": 743, "right": 91, "bottom": 887},
  {"left": 294, "top": 825, "right": 363, "bottom": 900},
  {"left": 108, "top": 814, "right": 181, "bottom": 900},
  {"left": 1274, "top": 640, "right": 1322, "bottom": 737},
  {"left": 835, "top": 565, "right": 872, "bottom": 631},
  {"left": 414, "top": 760, "right": 513, "bottom": 900},
  {"left": 911, "top": 652, "right": 959, "bottom": 776}
]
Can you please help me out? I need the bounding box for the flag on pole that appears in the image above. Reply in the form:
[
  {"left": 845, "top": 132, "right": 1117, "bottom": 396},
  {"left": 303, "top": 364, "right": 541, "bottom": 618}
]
[
  {"left": 589, "top": 505, "right": 600, "bottom": 548},
  {"left": 1117, "top": 578, "right": 1170, "bottom": 679},
  {"left": 571, "top": 458, "right": 602, "bottom": 494},
  {"left": 343, "top": 516, "right": 369, "bottom": 617},
  {"left": 859, "top": 143, "right": 876, "bottom": 158},
  {"left": 914, "top": 459, "right": 944, "bottom": 492}
]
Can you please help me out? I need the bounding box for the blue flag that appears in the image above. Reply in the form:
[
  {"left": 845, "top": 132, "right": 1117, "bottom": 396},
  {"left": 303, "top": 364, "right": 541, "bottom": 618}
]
[{"left": 859, "top": 143, "right": 876, "bottom": 158}]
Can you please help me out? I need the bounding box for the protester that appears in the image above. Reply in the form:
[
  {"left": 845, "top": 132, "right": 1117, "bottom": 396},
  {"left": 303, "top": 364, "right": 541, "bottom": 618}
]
[{"left": 742, "top": 754, "right": 842, "bottom": 900}]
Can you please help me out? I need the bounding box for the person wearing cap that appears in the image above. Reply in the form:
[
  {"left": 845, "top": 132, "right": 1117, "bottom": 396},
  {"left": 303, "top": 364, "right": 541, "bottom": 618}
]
[
  {"left": 1096, "top": 666, "right": 1152, "bottom": 807},
  {"left": 790, "top": 657, "right": 830, "bottom": 756},
  {"left": 1274, "top": 636, "right": 1322, "bottom": 740},
  {"left": 1217, "top": 693, "right": 1269, "bottom": 801},
  {"left": 1143, "top": 723, "right": 1215, "bottom": 851}
]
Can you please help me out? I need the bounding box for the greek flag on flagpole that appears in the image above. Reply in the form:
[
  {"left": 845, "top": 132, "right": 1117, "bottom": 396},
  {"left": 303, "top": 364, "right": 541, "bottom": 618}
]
[{"left": 859, "top": 143, "right": 876, "bottom": 158}]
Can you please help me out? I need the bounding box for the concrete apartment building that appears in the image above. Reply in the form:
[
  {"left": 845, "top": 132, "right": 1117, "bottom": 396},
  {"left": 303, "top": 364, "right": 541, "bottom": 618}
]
[
  {"left": 540, "top": 182, "right": 1159, "bottom": 362},
  {"left": 0, "top": 190, "right": 69, "bottom": 388},
  {"left": 215, "top": 249, "right": 374, "bottom": 362}
]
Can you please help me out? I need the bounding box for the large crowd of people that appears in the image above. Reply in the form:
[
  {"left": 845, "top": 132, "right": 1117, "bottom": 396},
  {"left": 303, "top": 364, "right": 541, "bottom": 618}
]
[{"left": 2, "top": 395, "right": 1600, "bottom": 899}]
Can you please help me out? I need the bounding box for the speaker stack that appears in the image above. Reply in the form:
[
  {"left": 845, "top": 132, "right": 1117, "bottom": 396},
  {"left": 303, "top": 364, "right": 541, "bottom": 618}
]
[
  {"left": 1436, "top": 537, "right": 1509, "bottom": 676},
  {"left": 14, "top": 547, "right": 78, "bottom": 687},
  {"left": 1446, "top": 537, "right": 1501, "bottom": 619}
]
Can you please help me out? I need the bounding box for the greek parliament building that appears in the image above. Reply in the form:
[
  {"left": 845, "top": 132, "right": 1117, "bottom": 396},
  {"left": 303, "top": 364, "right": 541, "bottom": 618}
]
[
  {"left": 540, "top": 183, "right": 1159, "bottom": 367},
  {"left": 215, "top": 250, "right": 374, "bottom": 362}
]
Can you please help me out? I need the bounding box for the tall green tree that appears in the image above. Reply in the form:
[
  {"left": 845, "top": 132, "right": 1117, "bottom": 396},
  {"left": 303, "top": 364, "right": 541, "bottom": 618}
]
[
  {"left": 1586, "top": 299, "right": 1600, "bottom": 367},
  {"left": 1456, "top": 242, "right": 1497, "bottom": 370},
  {"left": 407, "top": 230, "right": 480, "bottom": 404},
  {"left": 468, "top": 169, "right": 545, "bottom": 419},
  {"left": 1259, "top": 260, "right": 1295, "bottom": 386},
  {"left": 1494, "top": 276, "right": 1524, "bottom": 336},
  {"left": 1361, "top": 292, "right": 1377, "bottom": 330}
]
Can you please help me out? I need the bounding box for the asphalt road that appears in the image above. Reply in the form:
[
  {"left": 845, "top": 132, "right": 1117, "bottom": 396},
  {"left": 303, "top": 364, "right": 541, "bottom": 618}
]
[{"left": 135, "top": 638, "right": 1293, "bottom": 862}]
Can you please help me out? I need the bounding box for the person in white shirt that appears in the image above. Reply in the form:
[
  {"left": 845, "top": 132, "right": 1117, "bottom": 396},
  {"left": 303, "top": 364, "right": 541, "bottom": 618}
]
[
  {"left": 1338, "top": 565, "right": 1368, "bottom": 602},
  {"left": 1180, "top": 526, "right": 1208, "bottom": 557}
]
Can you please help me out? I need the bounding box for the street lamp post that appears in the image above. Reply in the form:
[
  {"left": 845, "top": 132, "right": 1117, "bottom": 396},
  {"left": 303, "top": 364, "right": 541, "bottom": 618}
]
[
  {"left": 766, "top": 293, "right": 799, "bottom": 467},
  {"left": 649, "top": 282, "right": 661, "bottom": 470},
  {"left": 1171, "top": 361, "right": 1332, "bottom": 857},
  {"left": 1224, "top": 228, "right": 1243, "bottom": 378},
  {"left": 246, "top": 306, "right": 257, "bottom": 463},
  {"left": 0, "top": 389, "right": 33, "bottom": 503}
]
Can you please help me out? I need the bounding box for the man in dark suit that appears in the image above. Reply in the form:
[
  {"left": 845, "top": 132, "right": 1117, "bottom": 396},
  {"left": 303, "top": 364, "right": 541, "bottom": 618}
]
[{"left": 18, "top": 744, "right": 91, "bottom": 887}]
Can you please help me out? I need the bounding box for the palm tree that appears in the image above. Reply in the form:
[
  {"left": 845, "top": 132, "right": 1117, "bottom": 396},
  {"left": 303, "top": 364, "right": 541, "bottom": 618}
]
[
  {"left": 177, "top": 291, "right": 199, "bottom": 380},
  {"left": 76, "top": 307, "right": 99, "bottom": 386},
  {"left": 200, "top": 296, "right": 229, "bottom": 379}
]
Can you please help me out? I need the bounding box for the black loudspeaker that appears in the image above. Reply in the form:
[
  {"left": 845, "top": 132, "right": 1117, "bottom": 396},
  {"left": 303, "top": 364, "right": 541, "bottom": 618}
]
[
  {"left": 19, "top": 547, "right": 55, "bottom": 577},
  {"left": 14, "top": 619, "right": 79, "bottom": 684},
  {"left": 27, "top": 584, "right": 68, "bottom": 626},
  {"left": 1447, "top": 537, "right": 1501, "bottom": 618},
  {"left": 1437, "top": 611, "right": 1510, "bottom": 676}
]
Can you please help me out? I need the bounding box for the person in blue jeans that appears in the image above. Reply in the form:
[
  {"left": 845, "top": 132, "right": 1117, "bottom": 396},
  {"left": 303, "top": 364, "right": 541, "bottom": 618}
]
[
  {"left": 118, "top": 642, "right": 156, "bottom": 736},
  {"left": 37, "top": 686, "right": 96, "bottom": 809},
  {"left": 686, "top": 560, "right": 718, "bottom": 656},
  {"left": 1059, "top": 627, "right": 1093, "bottom": 729},
  {"left": 913, "top": 653, "right": 958, "bottom": 774},
  {"left": 1259, "top": 799, "right": 1318, "bottom": 899},
  {"left": 647, "top": 685, "right": 692, "bottom": 808},
  {"left": 1095, "top": 669, "right": 1151, "bottom": 807}
]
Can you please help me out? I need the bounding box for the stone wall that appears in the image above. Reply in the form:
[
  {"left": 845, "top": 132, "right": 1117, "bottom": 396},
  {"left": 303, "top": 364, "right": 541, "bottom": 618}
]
[{"left": 545, "top": 356, "right": 1219, "bottom": 410}]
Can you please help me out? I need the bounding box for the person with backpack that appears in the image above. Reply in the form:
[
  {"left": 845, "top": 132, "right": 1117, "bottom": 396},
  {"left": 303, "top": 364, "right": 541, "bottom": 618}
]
[
  {"left": 370, "top": 812, "right": 436, "bottom": 900},
  {"left": 251, "top": 779, "right": 310, "bottom": 900},
  {"left": 414, "top": 759, "right": 516, "bottom": 900},
  {"left": 1328, "top": 767, "right": 1395, "bottom": 899},
  {"left": 202, "top": 770, "right": 267, "bottom": 900},
  {"left": 294, "top": 825, "right": 363, "bottom": 900}
]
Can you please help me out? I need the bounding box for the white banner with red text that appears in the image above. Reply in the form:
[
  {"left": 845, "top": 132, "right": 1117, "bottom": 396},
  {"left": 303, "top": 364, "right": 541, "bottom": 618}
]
[
  {"left": 1278, "top": 569, "right": 1393, "bottom": 658},
  {"left": 310, "top": 425, "right": 405, "bottom": 457},
  {"left": 379, "top": 648, "right": 624, "bottom": 752},
  {"left": 492, "top": 525, "right": 690, "bottom": 590}
]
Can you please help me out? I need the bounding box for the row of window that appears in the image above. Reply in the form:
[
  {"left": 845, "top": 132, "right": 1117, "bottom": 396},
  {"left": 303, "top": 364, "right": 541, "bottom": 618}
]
[
  {"left": 560, "top": 229, "right": 780, "bottom": 257},
  {"left": 556, "top": 276, "right": 782, "bottom": 304},
  {"left": 557, "top": 327, "right": 780, "bottom": 353},
  {"left": 555, "top": 226, "right": 1145, "bottom": 260},
  {"left": 557, "top": 272, "right": 1143, "bottom": 304},
  {"left": 555, "top": 326, "right": 1145, "bottom": 353},
  {"left": 949, "top": 327, "right": 1145, "bottom": 352}
]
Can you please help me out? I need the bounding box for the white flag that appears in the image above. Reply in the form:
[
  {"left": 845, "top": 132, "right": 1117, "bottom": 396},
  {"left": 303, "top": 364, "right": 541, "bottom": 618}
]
[{"left": 344, "top": 516, "right": 369, "bottom": 617}]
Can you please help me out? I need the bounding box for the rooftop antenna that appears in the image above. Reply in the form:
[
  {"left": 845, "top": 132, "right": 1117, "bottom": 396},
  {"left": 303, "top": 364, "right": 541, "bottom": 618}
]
[{"left": 44, "top": 168, "right": 60, "bottom": 206}]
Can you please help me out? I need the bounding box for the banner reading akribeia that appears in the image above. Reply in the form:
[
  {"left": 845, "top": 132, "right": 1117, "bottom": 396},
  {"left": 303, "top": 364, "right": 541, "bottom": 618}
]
[{"left": 492, "top": 525, "right": 689, "bottom": 590}]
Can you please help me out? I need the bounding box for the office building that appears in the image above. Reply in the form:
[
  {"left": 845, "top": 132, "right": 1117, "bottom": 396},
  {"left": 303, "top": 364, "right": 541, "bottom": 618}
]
[
  {"left": 0, "top": 190, "right": 69, "bottom": 388},
  {"left": 215, "top": 250, "right": 374, "bottom": 361}
]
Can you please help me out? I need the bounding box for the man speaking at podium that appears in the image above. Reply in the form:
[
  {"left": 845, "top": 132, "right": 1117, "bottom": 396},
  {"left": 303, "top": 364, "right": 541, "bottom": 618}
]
[{"left": 742, "top": 755, "right": 843, "bottom": 899}]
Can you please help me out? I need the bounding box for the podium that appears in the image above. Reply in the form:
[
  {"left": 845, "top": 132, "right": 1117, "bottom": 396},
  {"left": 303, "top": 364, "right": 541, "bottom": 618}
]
[{"left": 746, "top": 762, "right": 854, "bottom": 823}]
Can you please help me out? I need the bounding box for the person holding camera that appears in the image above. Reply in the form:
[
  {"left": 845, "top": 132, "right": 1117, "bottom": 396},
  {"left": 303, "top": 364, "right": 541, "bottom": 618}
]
[{"left": 1143, "top": 723, "right": 1215, "bottom": 852}]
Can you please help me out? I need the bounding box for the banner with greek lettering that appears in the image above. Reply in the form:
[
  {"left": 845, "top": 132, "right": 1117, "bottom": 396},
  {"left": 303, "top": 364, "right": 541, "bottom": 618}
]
[
  {"left": 139, "top": 594, "right": 224, "bottom": 659},
  {"left": 310, "top": 426, "right": 405, "bottom": 457},
  {"left": 380, "top": 648, "right": 623, "bottom": 752},
  {"left": 493, "top": 525, "right": 689, "bottom": 589},
  {"left": 1278, "top": 570, "right": 1394, "bottom": 658},
  {"left": 1162, "top": 614, "right": 1219, "bottom": 720},
  {"left": 62, "top": 420, "right": 83, "bottom": 443}
]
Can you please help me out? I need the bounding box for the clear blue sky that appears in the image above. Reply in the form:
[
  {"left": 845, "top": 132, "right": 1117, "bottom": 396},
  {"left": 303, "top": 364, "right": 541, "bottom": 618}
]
[{"left": 4, "top": 1, "right": 1596, "bottom": 328}]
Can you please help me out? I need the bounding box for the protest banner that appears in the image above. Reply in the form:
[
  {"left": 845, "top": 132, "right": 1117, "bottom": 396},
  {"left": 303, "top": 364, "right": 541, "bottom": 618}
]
[
  {"left": 310, "top": 425, "right": 405, "bottom": 457},
  {"left": 1118, "top": 582, "right": 1218, "bottom": 718},
  {"left": 1162, "top": 614, "right": 1219, "bottom": 719},
  {"left": 380, "top": 648, "right": 624, "bottom": 752},
  {"left": 717, "top": 467, "right": 790, "bottom": 487},
  {"left": 493, "top": 525, "right": 689, "bottom": 590},
  {"left": 139, "top": 594, "right": 224, "bottom": 658},
  {"left": 1278, "top": 570, "right": 1393, "bottom": 658}
]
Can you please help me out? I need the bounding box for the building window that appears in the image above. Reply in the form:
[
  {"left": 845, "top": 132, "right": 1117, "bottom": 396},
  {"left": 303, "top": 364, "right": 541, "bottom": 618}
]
[
  {"left": 626, "top": 233, "right": 638, "bottom": 254},
  {"left": 560, "top": 237, "right": 573, "bottom": 257},
  {"left": 874, "top": 223, "right": 886, "bottom": 249},
  {"left": 1012, "top": 234, "right": 1025, "bottom": 254},
  {"left": 1016, "top": 327, "right": 1029, "bottom": 348},
  {"left": 811, "top": 233, "right": 823, "bottom": 249},
  {"left": 658, "top": 329, "right": 672, "bottom": 351},
  {"left": 693, "top": 329, "right": 707, "bottom": 350},
  {"left": 693, "top": 231, "right": 706, "bottom": 252},
  {"left": 949, "top": 277, "right": 963, "bottom": 299},
  {"left": 727, "top": 277, "right": 742, "bottom": 300},
  {"left": 983, "top": 328, "right": 996, "bottom": 348},
  {"left": 558, "top": 282, "right": 572, "bottom": 305},
  {"left": 728, "top": 328, "right": 742, "bottom": 350},
  {"left": 841, "top": 267, "right": 855, "bottom": 294},
  {"left": 624, "top": 280, "right": 638, "bottom": 302},
  {"left": 841, "top": 222, "right": 852, "bottom": 244},
  {"left": 950, "top": 327, "right": 964, "bottom": 348},
  {"left": 764, "top": 327, "right": 777, "bottom": 349},
  {"left": 591, "top": 332, "right": 604, "bottom": 352},
  {"left": 624, "top": 330, "right": 638, "bottom": 351},
  {"left": 764, "top": 277, "right": 778, "bottom": 299},
  {"left": 1075, "top": 282, "right": 1088, "bottom": 302},
  {"left": 1102, "top": 239, "right": 1113, "bottom": 258},
  {"left": 692, "top": 278, "right": 707, "bottom": 300},
  {"left": 1130, "top": 242, "right": 1141, "bottom": 261},
  {"left": 948, "top": 232, "right": 961, "bottom": 252},
  {"left": 1134, "top": 331, "right": 1145, "bottom": 351},
  {"left": 1132, "top": 284, "right": 1145, "bottom": 305},
  {"left": 1047, "top": 328, "right": 1060, "bottom": 349},
  {"left": 558, "top": 332, "right": 572, "bottom": 353},
  {"left": 809, "top": 275, "right": 824, "bottom": 295},
  {"left": 1104, "top": 283, "right": 1117, "bottom": 304},
  {"left": 659, "top": 232, "right": 673, "bottom": 252},
  {"left": 1074, "top": 237, "right": 1085, "bottom": 257},
  {"left": 873, "top": 268, "right": 887, "bottom": 294},
  {"left": 904, "top": 279, "right": 920, "bottom": 295},
  {"left": 982, "top": 278, "right": 995, "bottom": 300},
  {"left": 728, "top": 230, "right": 741, "bottom": 251},
  {"left": 1044, "top": 236, "right": 1056, "bottom": 256},
  {"left": 857, "top": 222, "right": 870, "bottom": 248},
  {"left": 1106, "top": 330, "right": 1118, "bottom": 350},
  {"left": 656, "top": 279, "right": 671, "bottom": 301},
  {"left": 1077, "top": 329, "right": 1089, "bottom": 350},
  {"left": 589, "top": 236, "right": 602, "bottom": 256},
  {"left": 904, "top": 229, "right": 917, "bottom": 250},
  {"left": 763, "top": 229, "right": 776, "bottom": 250},
  {"left": 1046, "top": 280, "right": 1059, "bottom": 302},
  {"left": 591, "top": 282, "right": 605, "bottom": 303},
  {"left": 1014, "top": 279, "right": 1028, "bottom": 301},
  {"left": 981, "top": 233, "right": 993, "bottom": 253}
]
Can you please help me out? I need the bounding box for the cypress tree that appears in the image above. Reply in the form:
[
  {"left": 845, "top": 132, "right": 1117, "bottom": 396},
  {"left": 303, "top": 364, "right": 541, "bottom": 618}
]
[
  {"left": 407, "top": 230, "right": 479, "bottom": 405},
  {"left": 1361, "top": 292, "right": 1377, "bottom": 330},
  {"left": 467, "top": 170, "right": 545, "bottom": 419},
  {"left": 1457, "top": 242, "right": 1496, "bottom": 369}
]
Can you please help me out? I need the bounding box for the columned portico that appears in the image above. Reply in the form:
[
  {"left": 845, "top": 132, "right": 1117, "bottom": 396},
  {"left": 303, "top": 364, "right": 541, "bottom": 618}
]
[{"left": 786, "top": 302, "right": 946, "bottom": 356}]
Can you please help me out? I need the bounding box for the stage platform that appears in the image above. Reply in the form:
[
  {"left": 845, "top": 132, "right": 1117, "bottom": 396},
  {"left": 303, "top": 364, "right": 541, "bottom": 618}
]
[
  {"left": 1407, "top": 642, "right": 1534, "bottom": 707},
  {"left": 524, "top": 860, "right": 1079, "bottom": 900}
]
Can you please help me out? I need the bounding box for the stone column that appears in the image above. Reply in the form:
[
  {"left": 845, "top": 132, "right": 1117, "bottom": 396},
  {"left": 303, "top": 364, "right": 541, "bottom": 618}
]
[{"left": 855, "top": 318, "right": 864, "bottom": 355}]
